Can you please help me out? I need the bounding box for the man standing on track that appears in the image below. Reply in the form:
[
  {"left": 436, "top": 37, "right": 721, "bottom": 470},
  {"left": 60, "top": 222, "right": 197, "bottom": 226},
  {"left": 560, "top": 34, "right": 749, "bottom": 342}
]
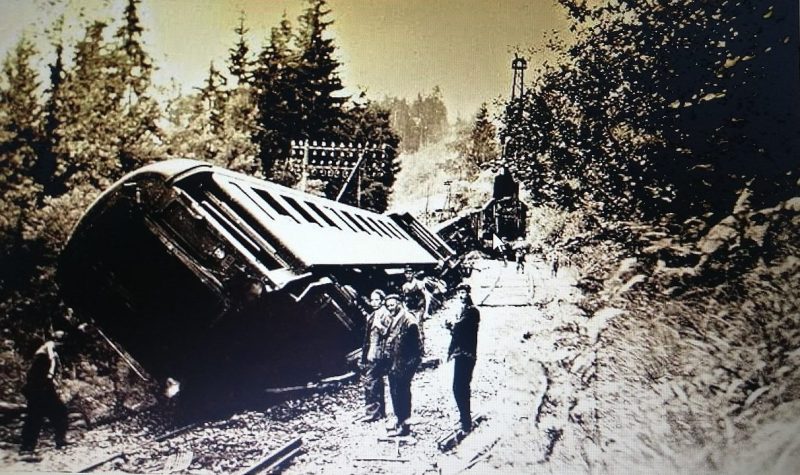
[
  {"left": 360, "top": 289, "right": 391, "bottom": 422},
  {"left": 384, "top": 294, "right": 423, "bottom": 437},
  {"left": 20, "top": 331, "right": 69, "bottom": 454},
  {"left": 446, "top": 283, "right": 480, "bottom": 434}
]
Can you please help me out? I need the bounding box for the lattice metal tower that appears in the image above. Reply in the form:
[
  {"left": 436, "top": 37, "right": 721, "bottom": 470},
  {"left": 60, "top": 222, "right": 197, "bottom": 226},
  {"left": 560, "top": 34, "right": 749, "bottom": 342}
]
[{"left": 511, "top": 55, "right": 528, "bottom": 100}]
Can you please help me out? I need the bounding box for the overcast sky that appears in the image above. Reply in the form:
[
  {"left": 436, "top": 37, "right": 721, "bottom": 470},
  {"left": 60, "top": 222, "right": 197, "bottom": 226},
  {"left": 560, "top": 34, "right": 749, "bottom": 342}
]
[{"left": 0, "top": 0, "right": 568, "bottom": 121}]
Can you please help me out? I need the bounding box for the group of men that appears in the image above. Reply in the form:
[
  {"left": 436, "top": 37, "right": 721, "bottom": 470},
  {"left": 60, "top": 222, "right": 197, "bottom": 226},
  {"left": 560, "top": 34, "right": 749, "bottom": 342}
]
[
  {"left": 360, "top": 267, "right": 480, "bottom": 437},
  {"left": 17, "top": 267, "right": 478, "bottom": 454}
]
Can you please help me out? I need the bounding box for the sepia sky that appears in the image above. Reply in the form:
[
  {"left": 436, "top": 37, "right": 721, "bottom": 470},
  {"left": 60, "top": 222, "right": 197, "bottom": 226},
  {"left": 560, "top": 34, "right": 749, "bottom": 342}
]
[{"left": 0, "top": 0, "right": 568, "bottom": 121}]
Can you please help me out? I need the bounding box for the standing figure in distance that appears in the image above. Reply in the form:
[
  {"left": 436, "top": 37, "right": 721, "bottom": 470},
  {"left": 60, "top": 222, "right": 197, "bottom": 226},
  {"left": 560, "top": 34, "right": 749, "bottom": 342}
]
[
  {"left": 514, "top": 237, "right": 528, "bottom": 274},
  {"left": 384, "top": 294, "right": 423, "bottom": 437},
  {"left": 20, "top": 331, "right": 69, "bottom": 454},
  {"left": 446, "top": 283, "right": 480, "bottom": 434},
  {"left": 360, "top": 289, "right": 391, "bottom": 422}
]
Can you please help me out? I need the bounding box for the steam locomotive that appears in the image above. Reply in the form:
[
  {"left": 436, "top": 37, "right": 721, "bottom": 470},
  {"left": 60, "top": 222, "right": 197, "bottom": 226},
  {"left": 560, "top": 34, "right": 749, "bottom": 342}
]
[{"left": 434, "top": 167, "right": 528, "bottom": 257}]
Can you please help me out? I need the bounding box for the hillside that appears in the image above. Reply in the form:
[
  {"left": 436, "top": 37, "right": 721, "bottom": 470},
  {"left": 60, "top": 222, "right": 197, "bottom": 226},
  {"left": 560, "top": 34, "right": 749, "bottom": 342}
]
[{"left": 388, "top": 140, "right": 494, "bottom": 221}]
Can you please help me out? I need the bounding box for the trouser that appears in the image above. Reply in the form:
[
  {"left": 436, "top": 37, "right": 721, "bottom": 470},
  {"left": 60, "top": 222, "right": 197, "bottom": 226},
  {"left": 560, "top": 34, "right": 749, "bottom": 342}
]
[
  {"left": 363, "top": 361, "right": 386, "bottom": 418},
  {"left": 21, "top": 388, "right": 68, "bottom": 451},
  {"left": 453, "top": 356, "right": 476, "bottom": 430},
  {"left": 408, "top": 308, "right": 426, "bottom": 346},
  {"left": 388, "top": 371, "right": 414, "bottom": 426}
]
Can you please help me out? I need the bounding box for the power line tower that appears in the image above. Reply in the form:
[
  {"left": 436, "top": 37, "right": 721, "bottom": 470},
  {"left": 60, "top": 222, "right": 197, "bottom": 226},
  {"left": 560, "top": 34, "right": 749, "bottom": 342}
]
[{"left": 511, "top": 54, "right": 527, "bottom": 100}]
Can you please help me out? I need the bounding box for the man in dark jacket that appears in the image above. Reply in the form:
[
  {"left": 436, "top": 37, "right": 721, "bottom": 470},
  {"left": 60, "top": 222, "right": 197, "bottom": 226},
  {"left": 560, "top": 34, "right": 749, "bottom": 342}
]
[
  {"left": 384, "top": 294, "right": 423, "bottom": 436},
  {"left": 360, "top": 289, "right": 391, "bottom": 422},
  {"left": 446, "top": 283, "right": 480, "bottom": 433},
  {"left": 20, "top": 332, "right": 69, "bottom": 453}
]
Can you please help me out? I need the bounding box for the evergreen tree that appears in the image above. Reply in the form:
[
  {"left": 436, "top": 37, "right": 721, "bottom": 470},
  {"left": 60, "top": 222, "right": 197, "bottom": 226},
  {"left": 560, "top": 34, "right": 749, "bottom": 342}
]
[
  {"left": 199, "top": 62, "right": 229, "bottom": 134},
  {"left": 335, "top": 93, "right": 400, "bottom": 212},
  {"left": 113, "top": 0, "right": 161, "bottom": 173},
  {"left": 0, "top": 35, "right": 41, "bottom": 177},
  {"left": 0, "top": 36, "right": 43, "bottom": 255},
  {"left": 382, "top": 88, "right": 448, "bottom": 152},
  {"left": 294, "top": 0, "right": 347, "bottom": 138},
  {"left": 448, "top": 103, "right": 498, "bottom": 180},
  {"left": 38, "top": 29, "right": 65, "bottom": 197},
  {"left": 252, "top": 13, "right": 300, "bottom": 179},
  {"left": 228, "top": 12, "right": 253, "bottom": 85}
]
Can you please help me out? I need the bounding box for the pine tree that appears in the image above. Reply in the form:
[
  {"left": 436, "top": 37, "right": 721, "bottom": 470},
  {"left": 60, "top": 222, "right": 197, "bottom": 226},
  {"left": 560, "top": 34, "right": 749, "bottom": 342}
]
[
  {"left": 0, "top": 35, "right": 41, "bottom": 175},
  {"left": 336, "top": 93, "right": 401, "bottom": 212},
  {"left": 252, "top": 13, "right": 300, "bottom": 179},
  {"left": 200, "top": 62, "right": 229, "bottom": 134},
  {"left": 294, "top": 0, "right": 347, "bottom": 138},
  {"left": 228, "top": 12, "right": 253, "bottom": 85},
  {"left": 38, "top": 30, "right": 65, "bottom": 197},
  {"left": 113, "top": 0, "right": 161, "bottom": 173}
]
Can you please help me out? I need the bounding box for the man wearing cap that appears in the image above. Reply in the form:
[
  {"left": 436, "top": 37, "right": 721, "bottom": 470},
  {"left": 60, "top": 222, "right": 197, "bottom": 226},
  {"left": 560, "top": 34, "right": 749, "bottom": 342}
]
[
  {"left": 446, "top": 283, "right": 480, "bottom": 434},
  {"left": 360, "top": 289, "right": 392, "bottom": 422},
  {"left": 20, "top": 331, "right": 69, "bottom": 453},
  {"left": 384, "top": 293, "right": 423, "bottom": 436}
]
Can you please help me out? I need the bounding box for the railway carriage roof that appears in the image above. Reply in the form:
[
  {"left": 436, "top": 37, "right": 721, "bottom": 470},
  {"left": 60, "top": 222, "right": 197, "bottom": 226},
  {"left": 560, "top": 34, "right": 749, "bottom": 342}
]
[{"left": 169, "top": 161, "right": 438, "bottom": 269}]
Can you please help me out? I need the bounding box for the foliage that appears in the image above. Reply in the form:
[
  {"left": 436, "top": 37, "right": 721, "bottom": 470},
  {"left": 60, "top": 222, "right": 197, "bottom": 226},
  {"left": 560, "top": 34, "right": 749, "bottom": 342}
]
[
  {"left": 500, "top": 0, "right": 800, "bottom": 223},
  {"left": 293, "top": 0, "right": 348, "bottom": 138},
  {"left": 251, "top": 11, "right": 305, "bottom": 180},
  {"left": 446, "top": 103, "right": 499, "bottom": 180},
  {"left": 227, "top": 12, "right": 253, "bottom": 86},
  {"left": 380, "top": 87, "right": 450, "bottom": 153}
]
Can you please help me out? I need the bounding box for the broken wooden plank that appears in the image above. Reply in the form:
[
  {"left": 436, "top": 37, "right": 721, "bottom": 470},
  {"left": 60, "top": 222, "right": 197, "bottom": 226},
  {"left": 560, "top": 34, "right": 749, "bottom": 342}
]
[{"left": 234, "top": 437, "right": 302, "bottom": 475}]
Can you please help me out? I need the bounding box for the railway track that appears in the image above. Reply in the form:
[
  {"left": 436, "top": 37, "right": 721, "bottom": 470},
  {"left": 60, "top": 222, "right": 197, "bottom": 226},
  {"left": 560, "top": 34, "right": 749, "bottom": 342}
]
[
  {"left": 11, "top": 259, "right": 536, "bottom": 474},
  {"left": 72, "top": 375, "right": 363, "bottom": 474}
]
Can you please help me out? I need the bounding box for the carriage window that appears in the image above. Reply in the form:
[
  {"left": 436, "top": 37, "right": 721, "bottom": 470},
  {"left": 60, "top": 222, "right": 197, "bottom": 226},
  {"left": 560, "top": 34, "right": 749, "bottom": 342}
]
[
  {"left": 305, "top": 201, "right": 340, "bottom": 229},
  {"left": 253, "top": 189, "right": 299, "bottom": 223},
  {"left": 375, "top": 220, "right": 401, "bottom": 239},
  {"left": 362, "top": 216, "right": 388, "bottom": 237},
  {"left": 282, "top": 195, "right": 321, "bottom": 226},
  {"left": 387, "top": 221, "right": 409, "bottom": 240},
  {"left": 341, "top": 210, "right": 368, "bottom": 233},
  {"left": 327, "top": 207, "right": 357, "bottom": 232},
  {"left": 231, "top": 183, "right": 274, "bottom": 220}
]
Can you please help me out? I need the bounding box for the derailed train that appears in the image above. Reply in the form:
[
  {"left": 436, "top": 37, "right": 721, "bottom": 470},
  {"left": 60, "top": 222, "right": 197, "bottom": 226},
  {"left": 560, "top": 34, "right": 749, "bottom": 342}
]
[{"left": 58, "top": 159, "right": 457, "bottom": 397}]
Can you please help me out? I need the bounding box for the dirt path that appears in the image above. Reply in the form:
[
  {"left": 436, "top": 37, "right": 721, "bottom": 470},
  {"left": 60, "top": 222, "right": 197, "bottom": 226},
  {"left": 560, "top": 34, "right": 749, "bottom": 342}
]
[{"left": 282, "top": 257, "right": 592, "bottom": 474}]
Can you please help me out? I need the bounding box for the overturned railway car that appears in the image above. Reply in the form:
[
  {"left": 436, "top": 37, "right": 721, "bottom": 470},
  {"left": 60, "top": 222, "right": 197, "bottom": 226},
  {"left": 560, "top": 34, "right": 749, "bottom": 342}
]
[{"left": 59, "top": 159, "right": 454, "bottom": 397}]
